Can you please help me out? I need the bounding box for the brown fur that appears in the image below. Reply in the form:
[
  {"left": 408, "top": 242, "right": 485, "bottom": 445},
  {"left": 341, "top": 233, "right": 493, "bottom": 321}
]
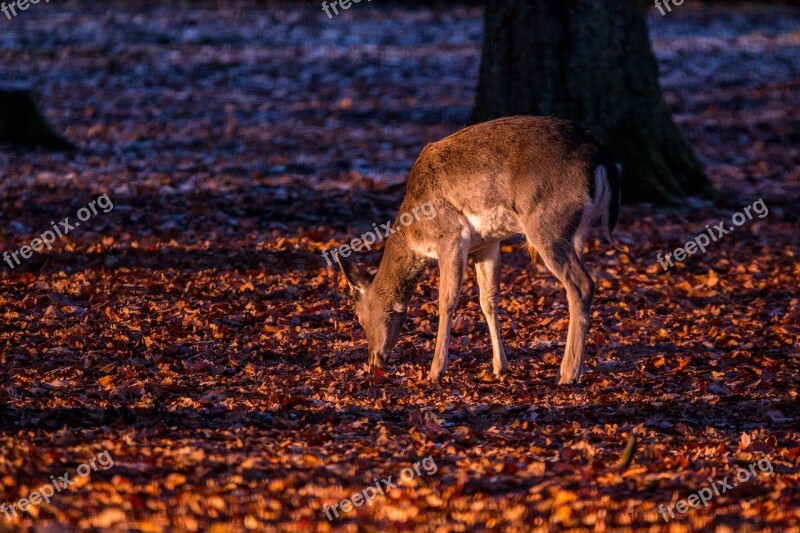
[{"left": 337, "top": 116, "right": 622, "bottom": 384}]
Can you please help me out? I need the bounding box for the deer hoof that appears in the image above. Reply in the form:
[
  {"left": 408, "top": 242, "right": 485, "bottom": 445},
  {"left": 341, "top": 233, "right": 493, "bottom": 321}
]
[
  {"left": 427, "top": 370, "right": 445, "bottom": 382},
  {"left": 492, "top": 367, "right": 507, "bottom": 378},
  {"left": 556, "top": 373, "right": 581, "bottom": 385}
]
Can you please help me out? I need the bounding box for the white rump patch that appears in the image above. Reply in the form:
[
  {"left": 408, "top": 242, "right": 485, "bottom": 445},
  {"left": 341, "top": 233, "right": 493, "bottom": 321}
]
[{"left": 573, "top": 165, "right": 611, "bottom": 254}]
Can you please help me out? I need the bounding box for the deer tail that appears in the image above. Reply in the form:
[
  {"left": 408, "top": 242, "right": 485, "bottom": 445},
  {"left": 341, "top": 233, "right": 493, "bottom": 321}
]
[{"left": 596, "top": 162, "right": 628, "bottom": 255}]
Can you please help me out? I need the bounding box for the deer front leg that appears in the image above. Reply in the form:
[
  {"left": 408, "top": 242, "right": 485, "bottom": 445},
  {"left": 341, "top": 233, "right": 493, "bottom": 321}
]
[
  {"left": 474, "top": 243, "right": 507, "bottom": 376},
  {"left": 428, "top": 238, "right": 467, "bottom": 381}
]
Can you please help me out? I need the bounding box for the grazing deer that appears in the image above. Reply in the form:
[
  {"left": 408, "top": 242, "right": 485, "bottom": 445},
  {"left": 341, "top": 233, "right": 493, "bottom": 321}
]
[{"left": 336, "top": 116, "right": 622, "bottom": 384}]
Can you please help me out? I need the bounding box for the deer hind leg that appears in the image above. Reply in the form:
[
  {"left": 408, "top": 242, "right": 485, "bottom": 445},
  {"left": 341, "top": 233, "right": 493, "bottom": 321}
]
[
  {"left": 474, "top": 242, "right": 507, "bottom": 376},
  {"left": 522, "top": 216, "right": 595, "bottom": 385},
  {"left": 428, "top": 237, "right": 467, "bottom": 381}
]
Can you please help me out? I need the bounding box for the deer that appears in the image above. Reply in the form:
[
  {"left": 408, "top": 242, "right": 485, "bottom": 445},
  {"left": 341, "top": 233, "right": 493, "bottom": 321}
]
[{"left": 335, "top": 116, "right": 622, "bottom": 384}]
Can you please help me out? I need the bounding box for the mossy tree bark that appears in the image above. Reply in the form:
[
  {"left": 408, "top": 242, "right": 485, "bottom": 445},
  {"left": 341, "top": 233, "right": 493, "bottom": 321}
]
[
  {"left": 0, "top": 83, "right": 75, "bottom": 150},
  {"left": 472, "top": 0, "right": 713, "bottom": 204}
]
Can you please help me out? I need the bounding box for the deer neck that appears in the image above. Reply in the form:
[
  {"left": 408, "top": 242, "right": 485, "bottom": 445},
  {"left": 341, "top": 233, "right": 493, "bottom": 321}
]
[{"left": 372, "top": 233, "right": 426, "bottom": 311}]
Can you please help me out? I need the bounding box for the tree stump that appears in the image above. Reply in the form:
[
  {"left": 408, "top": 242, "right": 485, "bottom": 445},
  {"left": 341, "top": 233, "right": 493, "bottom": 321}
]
[{"left": 0, "top": 83, "right": 75, "bottom": 150}]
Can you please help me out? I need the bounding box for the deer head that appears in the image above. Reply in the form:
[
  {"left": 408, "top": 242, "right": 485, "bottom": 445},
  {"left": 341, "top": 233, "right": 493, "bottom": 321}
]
[{"left": 336, "top": 255, "right": 407, "bottom": 370}]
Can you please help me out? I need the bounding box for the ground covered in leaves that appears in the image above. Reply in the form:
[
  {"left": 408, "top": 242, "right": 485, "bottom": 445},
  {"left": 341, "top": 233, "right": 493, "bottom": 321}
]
[{"left": 1, "top": 1, "right": 799, "bottom": 531}]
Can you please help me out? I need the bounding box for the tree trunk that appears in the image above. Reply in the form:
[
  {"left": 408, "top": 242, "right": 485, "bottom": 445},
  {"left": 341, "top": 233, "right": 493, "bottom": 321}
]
[
  {"left": 0, "top": 83, "right": 75, "bottom": 150},
  {"left": 472, "top": 0, "right": 713, "bottom": 204}
]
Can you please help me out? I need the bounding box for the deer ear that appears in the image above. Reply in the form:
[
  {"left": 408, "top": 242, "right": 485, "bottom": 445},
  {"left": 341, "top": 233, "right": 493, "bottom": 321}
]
[{"left": 335, "top": 254, "right": 373, "bottom": 294}]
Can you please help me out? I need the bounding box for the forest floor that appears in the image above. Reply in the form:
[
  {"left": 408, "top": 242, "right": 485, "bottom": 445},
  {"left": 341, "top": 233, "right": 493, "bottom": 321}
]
[{"left": 1, "top": 1, "right": 798, "bottom": 531}]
